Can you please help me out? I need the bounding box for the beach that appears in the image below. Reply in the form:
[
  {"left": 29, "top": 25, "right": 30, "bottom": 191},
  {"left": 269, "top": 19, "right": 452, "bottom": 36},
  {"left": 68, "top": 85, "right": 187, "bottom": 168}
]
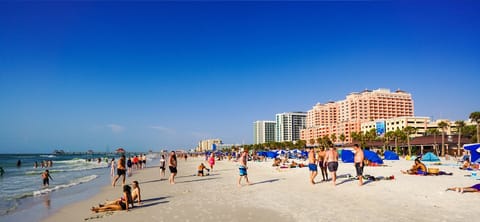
[{"left": 39, "top": 156, "right": 479, "bottom": 222}]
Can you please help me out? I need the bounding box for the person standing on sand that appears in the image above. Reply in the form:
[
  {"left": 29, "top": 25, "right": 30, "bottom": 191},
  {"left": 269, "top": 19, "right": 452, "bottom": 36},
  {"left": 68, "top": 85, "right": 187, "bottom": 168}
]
[
  {"left": 353, "top": 144, "right": 364, "bottom": 186},
  {"left": 208, "top": 153, "right": 215, "bottom": 172},
  {"left": 238, "top": 150, "right": 250, "bottom": 187},
  {"left": 168, "top": 151, "right": 177, "bottom": 184},
  {"left": 308, "top": 147, "right": 318, "bottom": 185},
  {"left": 324, "top": 145, "right": 339, "bottom": 186},
  {"left": 318, "top": 148, "right": 328, "bottom": 182},
  {"left": 112, "top": 155, "right": 126, "bottom": 187},
  {"left": 159, "top": 155, "right": 166, "bottom": 179},
  {"left": 110, "top": 158, "right": 116, "bottom": 177}
]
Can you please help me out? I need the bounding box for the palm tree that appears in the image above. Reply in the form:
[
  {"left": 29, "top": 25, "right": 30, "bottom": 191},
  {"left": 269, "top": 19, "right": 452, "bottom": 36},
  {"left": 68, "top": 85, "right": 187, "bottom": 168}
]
[
  {"left": 385, "top": 131, "right": 395, "bottom": 151},
  {"left": 455, "top": 120, "right": 466, "bottom": 156},
  {"left": 339, "top": 133, "right": 346, "bottom": 148},
  {"left": 331, "top": 133, "right": 337, "bottom": 145},
  {"left": 438, "top": 121, "right": 449, "bottom": 157},
  {"left": 470, "top": 111, "right": 480, "bottom": 143},
  {"left": 393, "top": 128, "right": 405, "bottom": 155},
  {"left": 427, "top": 128, "right": 440, "bottom": 156},
  {"left": 316, "top": 137, "right": 323, "bottom": 149},
  {"left": 403, "top": 126, "right": 416, "bottom": 156}
]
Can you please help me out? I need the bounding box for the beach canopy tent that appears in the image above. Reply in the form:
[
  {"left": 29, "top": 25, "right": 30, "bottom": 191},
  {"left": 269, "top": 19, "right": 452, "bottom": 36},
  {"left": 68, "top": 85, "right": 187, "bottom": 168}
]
[
  {"left": 301, "top": 151, "right": 308, "bottom": 157},
  {"left": 277, "top": 150, "right": 286, "bottom": 155},
  {"left": 464, "top": 143, "right": 480, "bottom": 163},
  {"left": 384, "top": 151, "right": 400, "bottom": 160},
  {"left": 266, "top": 151, "right": 278, "bottom": 158},
  {"left": 257, "top": 151, "right": 267, "bottom": 157},
  {"left": 364, "top": 150, "right": 384, "bottom": 164},
  {"left": 341, "top": 149, "right": 354, "bottom": 163},
  {"left": 421, "top": 152, "right": 440, "bottom": 162}
]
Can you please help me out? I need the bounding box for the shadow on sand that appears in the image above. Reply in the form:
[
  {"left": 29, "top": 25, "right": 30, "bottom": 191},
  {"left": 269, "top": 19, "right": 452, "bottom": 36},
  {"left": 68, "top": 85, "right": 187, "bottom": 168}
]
[
  {"left": 176, "top": 177, "right": 220, "bottom": 184},
  {"left": 136, "top": 196, "right": 171, "bottom": 208},
  {"left": 251, "top": 178, "right": 283, "bottom": 186}
]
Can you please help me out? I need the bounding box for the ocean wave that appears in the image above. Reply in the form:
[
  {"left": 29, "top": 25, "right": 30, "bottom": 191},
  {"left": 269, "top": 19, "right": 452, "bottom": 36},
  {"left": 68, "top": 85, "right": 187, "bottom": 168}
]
[
  {"left": 32, "top": 174, "right": 98, "bottom": 196},
  {"left": 39, "top": 155, "right": 56, "bottom": 158}
]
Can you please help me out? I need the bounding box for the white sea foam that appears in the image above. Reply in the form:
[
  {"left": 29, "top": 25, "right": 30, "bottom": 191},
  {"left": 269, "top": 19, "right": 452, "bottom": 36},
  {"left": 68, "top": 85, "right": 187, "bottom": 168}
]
[{"left": 33, "top": 175, "right": 98, "bottom": 196}]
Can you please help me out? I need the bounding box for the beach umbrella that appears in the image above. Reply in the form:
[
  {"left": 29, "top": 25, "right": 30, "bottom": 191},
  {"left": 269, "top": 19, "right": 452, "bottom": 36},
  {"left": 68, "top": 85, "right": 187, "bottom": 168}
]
[{"left": 277, "top": 150, "right": 286, "bottom": 155}]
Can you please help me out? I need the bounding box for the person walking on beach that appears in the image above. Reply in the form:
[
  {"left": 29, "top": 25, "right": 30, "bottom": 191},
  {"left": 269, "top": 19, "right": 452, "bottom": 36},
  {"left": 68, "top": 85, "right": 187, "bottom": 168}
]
[
  {"left": 110, "top": 158, "right": 116, "bottom": 177},
  {"left": 238, "top": 150, "right": 250, "bottom": 187},
  {"left": 208, "top": 153, "right": 215, "bottom": 172},
  {"left": 308, "top": 147, "right": 318, "bottom": 185},
  {"left": 168, "top": 151, "right": 178, "bottom": 184},
  {"left": 324, "top": 145, "right": 339, "bottom": 186},
  {"left": 158, "top": 154, "right": 166, "bottom": 179},
  {"left": 42, "top": 169, "right": 53, "bottom": 187},
  {"left": 353, "top": 144, "right": 364, "bottom": 186},
  {"left": 112, "top": 155, "right": 126, "bottom": 187},
  {"left": 318, "top": 148, "right": 328, "bottom": 182},
  {"left": 127, "top": 156, "right": 133, "bottom": 176}
]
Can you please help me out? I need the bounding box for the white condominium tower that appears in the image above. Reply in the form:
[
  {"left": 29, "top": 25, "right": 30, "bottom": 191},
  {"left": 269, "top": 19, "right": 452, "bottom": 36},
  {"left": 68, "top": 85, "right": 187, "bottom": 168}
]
[
  {"left": 276, "top": 112, "right": 307, "bottom": 142},
  {"left": 253, "top": 121, "right": 276, "bottom": 144}
]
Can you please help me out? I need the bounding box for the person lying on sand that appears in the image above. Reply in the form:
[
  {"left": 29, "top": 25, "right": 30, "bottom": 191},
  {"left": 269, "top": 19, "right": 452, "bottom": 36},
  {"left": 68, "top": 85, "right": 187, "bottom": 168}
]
[
  {"left": 460, "top": 159, "right": 471, "bottom": 170},
  {"left": 272, "top": 158, "right": 281, "bottom": 167},
  {"left": 91, "top": 185, "right": 132, "bottom": 212},
  {"left": 401, "top": 158, "right": 427, "bottom": 175},
  {"left": 446, "top": 184, "right": 480, "bottom": 193}
]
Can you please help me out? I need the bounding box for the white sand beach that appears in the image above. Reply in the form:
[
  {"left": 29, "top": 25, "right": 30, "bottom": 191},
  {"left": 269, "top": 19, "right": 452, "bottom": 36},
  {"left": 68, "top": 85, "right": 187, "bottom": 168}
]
[{"left": 43, "top": 157, "right": 479, "bottom": 222}]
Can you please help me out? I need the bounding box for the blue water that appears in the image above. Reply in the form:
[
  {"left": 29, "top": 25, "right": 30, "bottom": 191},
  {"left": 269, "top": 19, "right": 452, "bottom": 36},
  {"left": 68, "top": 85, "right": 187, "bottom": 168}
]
[{"left": 0, "top": 153, "right": 119, "bottom": 217}]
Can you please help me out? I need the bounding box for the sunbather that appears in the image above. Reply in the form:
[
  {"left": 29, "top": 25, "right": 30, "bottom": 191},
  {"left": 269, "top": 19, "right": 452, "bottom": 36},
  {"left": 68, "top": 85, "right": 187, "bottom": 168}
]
[
  {"left": 401, "top": 158, "right": 427, "bottom": 175},
  {"left": 91, "top": 185, "right": 132, "bottom": 212},
  {"left": 446, "top": 184, "right": 480, "bottom": 193}
]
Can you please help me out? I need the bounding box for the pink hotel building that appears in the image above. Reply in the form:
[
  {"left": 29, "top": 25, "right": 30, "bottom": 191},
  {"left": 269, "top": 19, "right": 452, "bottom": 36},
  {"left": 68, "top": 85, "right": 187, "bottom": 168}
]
[{"left": 300, "top": 88, "right": 414, "bottom": 145}]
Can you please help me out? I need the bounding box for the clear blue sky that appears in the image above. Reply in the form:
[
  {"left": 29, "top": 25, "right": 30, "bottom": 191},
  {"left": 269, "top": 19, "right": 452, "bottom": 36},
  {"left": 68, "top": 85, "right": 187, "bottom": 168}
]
[{"left": 1, "top": 1, "right": 479, "bottom": 153}]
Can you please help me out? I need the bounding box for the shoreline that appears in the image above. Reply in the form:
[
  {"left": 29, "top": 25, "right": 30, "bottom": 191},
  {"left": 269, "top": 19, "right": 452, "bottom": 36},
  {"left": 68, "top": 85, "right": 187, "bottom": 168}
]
[{"left": 42, "top": 157, "right": 479, "bottom": 222}]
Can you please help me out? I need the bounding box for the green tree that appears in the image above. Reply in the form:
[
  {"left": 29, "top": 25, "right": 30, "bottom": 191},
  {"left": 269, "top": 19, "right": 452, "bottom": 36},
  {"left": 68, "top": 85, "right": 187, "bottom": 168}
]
[
  {"left": 309, "top": 138, "right": 315, "bottom": 147},
  {"left": 455, "top": 120, "right": 466, "bottom": 156},
  {"left": 330, "top": 133, "right": 337, "bottom": 145},
  {"left": 403, "top": 126, "right": 416, "bottom": 156},
  {"left": 385, "top": 131, "right": 395, "bottom": 151},
  {"left": 316, "top": 137, "right": 323, "bottom": 148},
  {"left": 296, "top": 140, "right": 306, "bottom": 149},
  {"left": 470, "top": 111, "right": 480, "bottom": 143},
  {"left": 427, "top": 128, "right": 440, "bottom": 156},
  {"left": 339, "top": 133, "right": 346, "bottom": 147},
  {"left": 438, "top": 121, "right": 449, "bottom": 156},
  {"left": 393, "top": 128, "right": 406, "bottom": 154}
]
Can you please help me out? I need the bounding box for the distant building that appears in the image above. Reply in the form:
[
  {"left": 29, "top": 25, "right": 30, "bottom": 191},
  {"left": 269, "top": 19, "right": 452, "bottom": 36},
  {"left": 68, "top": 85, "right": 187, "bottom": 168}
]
[
  {"left": 301, "top": 88, "right": 414, "bottom": 145},
  {"left": 196, "top": 139, "right": 222, "bottom": 152},
  {"left": 253, "top": 120, "right": 276, "bottom": 144},
  {"left": 276, "top": 112, "right": 307, "bottom": 142},
  {"left": 361, "top": 116, "right": 431, "bottom": 137}
]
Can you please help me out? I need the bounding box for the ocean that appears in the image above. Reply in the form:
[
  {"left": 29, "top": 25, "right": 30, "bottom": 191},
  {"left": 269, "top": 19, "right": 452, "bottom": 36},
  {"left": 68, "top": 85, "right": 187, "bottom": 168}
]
[{"left": 0, "top": 152, "right": 157, "bottom": 221}]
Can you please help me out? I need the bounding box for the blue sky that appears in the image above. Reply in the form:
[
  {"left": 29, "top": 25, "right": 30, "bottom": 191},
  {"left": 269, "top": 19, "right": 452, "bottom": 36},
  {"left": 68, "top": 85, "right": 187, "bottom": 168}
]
[{"left": 0, "top": 1, "right": 479, "bottom": 153}]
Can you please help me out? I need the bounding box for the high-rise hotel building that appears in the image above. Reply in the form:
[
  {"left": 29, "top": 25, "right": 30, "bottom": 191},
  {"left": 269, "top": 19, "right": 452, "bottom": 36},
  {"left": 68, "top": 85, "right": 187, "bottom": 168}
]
[
  {"left": 276, "top": 112, "right": 307, "bottom": 142},
  {"left": 253, "top": 120, "right": 276, "bottom": 144},
  {"left": 301, "top": 88, "right": 414, "bottom": 145}
]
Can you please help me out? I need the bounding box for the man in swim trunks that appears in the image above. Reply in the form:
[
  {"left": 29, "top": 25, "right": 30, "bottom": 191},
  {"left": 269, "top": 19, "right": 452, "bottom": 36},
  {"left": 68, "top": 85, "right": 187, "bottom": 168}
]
[
  {"left": 307, "top": 147, "right": 318, "bottom": 185},
  {"left": 168, "top": 151, "right": 177, "bottom": 184},
  {"left": 112, "top": 155, "right": 126, "bottom": 187},
  {"left": 324, "top": 145, "right": 339, "bottom": 186},
  {"left": 317, "top": 148, "right": 328, "bottom": 182},
  {"left": 238, "top": 150, "right": 250, "bottom": 187},
  {"left": 353, "top": 144, "right": 364, "bottom": 186}
]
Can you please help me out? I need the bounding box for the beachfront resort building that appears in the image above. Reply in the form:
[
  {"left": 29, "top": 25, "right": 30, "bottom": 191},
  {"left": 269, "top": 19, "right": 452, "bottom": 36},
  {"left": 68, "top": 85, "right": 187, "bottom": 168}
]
[
  {"left": 253, "top": 120, "right": 276, "bottom": 144},
  {"left": 196, "top": 139, "right": 222, "bottom": 152},
  {"left": 301, "top": 88, "right": 414, "bottom": 145},
  {"left": 361, "top": 116, "right": 431, "bottom": 137},
  {"left": 276, "top": 112, "right": 307, "bottom": 142}
]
